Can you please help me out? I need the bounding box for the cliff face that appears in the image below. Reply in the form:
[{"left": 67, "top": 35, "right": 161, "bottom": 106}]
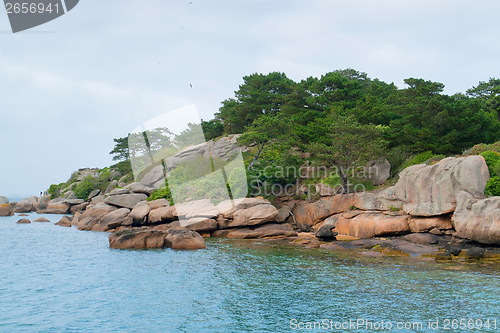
[{"left": 290, "top": 155, "right": 500, "bottom": 245}]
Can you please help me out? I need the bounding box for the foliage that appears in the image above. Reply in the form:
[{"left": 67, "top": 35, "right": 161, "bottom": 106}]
[
  {"left": 306, "top": 113, "right": 387, "bottom": 193},
  {"left": 467, "top": 77, "right": 500, "bottom": 120},
  {"left": 226, "top": 166, "right": 248, "bottom": 199},
  {"left": 73, "top": 176, "right": 96, "bottom": 200},
  {"left": 201, "top": 118, "right": 224, "bottom": 141},
  {"left": 401, "top": 151, "right": 435, "bottom": 169},
  {"left": 109, "top": 137, "right": 129, "bottom": 161},
  {"left": 174, "top": 123, "right": 205, "bottom": 148},
  {"left": 148, "top": 184, "right": 173, "bottom": 205},
  {"left": 465, "top": 141, "right": 500, "bottom": 155},
  {"left": 110, "top": 160, "right": 132, "bottom": 177},
  {"left": 480, "top": 151, "right": 500, "bottom": 176},
  {"left": 485, "top": 176, "right": 500, "bottom": 197},
  {"left": 99, "top": 170, "right": 112, "bottom": 182},
  {"left": 386, "top": 146, "right": 413, "bottom": 177},
  {"left": 48, "top": 183, "right": 65, "bottom": 199},
  {"left": 216, "top": 72, "right": 296, "bottom": 134}
]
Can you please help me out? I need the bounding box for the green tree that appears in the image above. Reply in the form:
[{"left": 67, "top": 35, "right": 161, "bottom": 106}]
[
  {"left": 237, "top": 113, "right": 291, "bottom": 171},
  {"left": 174, "top": 123, "right": 205, "bottom": 148},
  {"left": 216, "top": 72, "right": 296, "bottom": 134},
  {"left": 306, "top": 113, "right": 387, "bottom": 193},
  {"left": 109, "top": 136, "right": 130, "bottom": 161},
  {"left": 467, "top": 78, "right": 500, "bottom": 120},
  {"left": 201, "top": 118, "right": 224, "bottom": 141}
]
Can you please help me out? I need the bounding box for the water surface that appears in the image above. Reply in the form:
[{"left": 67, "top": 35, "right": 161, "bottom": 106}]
[{"left": 1, "top": 213, "right": 499, "bottom": 332}]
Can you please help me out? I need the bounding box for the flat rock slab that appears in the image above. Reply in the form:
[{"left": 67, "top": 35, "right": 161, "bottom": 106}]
[
  {"left": 104, "top": 193, "right": 148, "bottom": 209},
  {"left": 109, "top": 227, "right": 206, "bottom": 250},
  {"left": 227, "top": 223, "right": 297, "bottom": 239}
]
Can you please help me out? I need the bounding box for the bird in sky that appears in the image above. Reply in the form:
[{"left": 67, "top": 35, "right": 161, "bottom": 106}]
[{"left": 190, "top": 83, "right": 193, "bottom": 88}]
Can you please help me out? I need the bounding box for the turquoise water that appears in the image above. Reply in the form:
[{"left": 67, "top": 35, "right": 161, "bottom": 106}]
[{"left": 1, "top": 213, "right": 500, "bottom": 333}]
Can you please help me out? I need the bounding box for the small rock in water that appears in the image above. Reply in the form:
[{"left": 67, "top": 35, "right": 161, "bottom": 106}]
[
  {"left": 466, "top": 247, "right": 485, "bottom": 260},
  {"left": 446, "top": 244, "right": 463, "bottom": 256},
  {"left": 33, "top": 217, "right": 50, "bottom": 222},
  {"left": 16, "top": 219, "right": 31, "bottom": 224},
  {"left": 435, "top": 251, "right": 452, "bottom": 261},
  {"left": 315, "top": 224, "right": 338, "bottom": 241},
  {"left": 18, "top": 213, "right": 29, "bottom": 217}
]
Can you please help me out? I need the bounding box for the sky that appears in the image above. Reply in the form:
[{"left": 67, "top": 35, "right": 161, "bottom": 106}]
[{"left": 1, "top": 0, "right": 500, "bottom": 198}]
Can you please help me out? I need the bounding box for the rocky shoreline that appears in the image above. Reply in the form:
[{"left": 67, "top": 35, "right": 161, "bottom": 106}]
[{"left": 2, "top": 154, "right": 500, "bottom": 261}]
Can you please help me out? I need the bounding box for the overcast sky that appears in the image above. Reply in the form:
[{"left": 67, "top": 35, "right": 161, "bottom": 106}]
[{"left": 1, "top": 0, "right": 500, "bottom": 199}]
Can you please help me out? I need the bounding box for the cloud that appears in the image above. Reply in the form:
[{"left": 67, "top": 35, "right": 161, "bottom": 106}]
[{"left": 1, "top": 0, "right": 500, "bottom": 196}]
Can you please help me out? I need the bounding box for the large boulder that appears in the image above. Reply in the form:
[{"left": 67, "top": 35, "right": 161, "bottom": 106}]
[
  {"left": 147, "top": 199, "right": 170, "bottom": 210},
  {"left": 365, "top": 158, "right": 391, "bottom": 186},
  {"left": 180, "top": 217, "right": 218, "bottom": 233},
  {"left": 13, "top": 199, "right": 33, "bottom": 213},
  {"left": 227, "top": 223, "right": 297, "bottom": 239},
  {"left": 408, "top": 216, "right": 453, "bottom": 233},
  {"left": 453, "top": 191, "right": 500, "bottom": 245},
  {"left": 326, "top": 211, "right": 411, "bottom": 239},
  {"left": 292, "top": 194, "right": 355, "bottom": 227},
  {"left": 0, "top": 203, "right": 14, "bottom": 216},
  {"left": 104, "top": 193, "right": 148, "bottom": 209},
  {"left": 70, "top": 202, "right": 89, "bottom": 214},
  {"left": 73, "top": 203, "right": 117, "bottom": 230},
  {"left": 165, "top": 228, "right": 206, "bottom": 249},
  {"left": 163, "top": 135, "right": 245, "bottom": 172},
  {"left": 88, "top": 189, "right": 101, "bottom": 200},
  {"left": 228, "top": 204, "right": 279, "bottom": 227},
  {"left": 353, "top": 188, "right": 404, "bottom": 211},
  {"left": 126, "top": 182, "right": 155, "bottom": 195},
  {"left": 130, "top": 202, "right": 151, "bottom": 225},
  {"left": 139, "top": 165, "right": 165, "bottom": 188},
  {"left": 175, "top": 199, "right": 219, "bottom": 219},
  {"left": 105, "top": 180, "right": 118, "bottom": 194},
  {"left": 215, "top": 198, "right": 270, "bottom": 219},
  {"left": 108, "top": 188, "right": 130, "bottom": 196},
  {"left": 36, "top": 202, "right": 70, "bottom": 214},
  {"left": 55, "top": 216, "right": 72, "bottom": 227},
  {"left": 148, "top": 206, "right": 177, "bottom": 224},
  {"left": 92, "top": 208, "right": 132, "bottom": 231},
  {"left": 109, "top": 228, "right": 168, "bottom": 249},
  {"left": 394, "top": 156, "right": 489, "bottom": 216},
  {"left": 109, "top": 227, "right": 206, "bottom": 250}
]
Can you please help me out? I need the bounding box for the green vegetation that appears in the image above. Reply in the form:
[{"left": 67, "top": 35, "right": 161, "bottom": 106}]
[
  {"left": 73, "top": 176, "right": 96, "bottom": 200},
  {"left": 57, "top": 69, "right": 499, "bottom": 203}
]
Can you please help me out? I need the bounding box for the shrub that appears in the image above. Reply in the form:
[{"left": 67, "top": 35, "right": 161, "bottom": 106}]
[
  {"left": 48, "top": 183, "right": 65, "bottom": 199},
  {"left": 73, "top": 176, "right": 96, "bottom": 200},
  {"left": 465, "top": 141, "right": 500, "bottom": 155},
  {"left": 401, "top": 151, "right": 435, "bottom": 169},
  {"left": 485, "top": 176, "right": 500, "bottom": 197},
  {"left": 99, "top": 170, "right": 112, "bottom": 182},
  {"left": 148, "top": 184, "right": 173, "bottom": 205},
  {"left": 110, "top": 160, "right": 132, "bottom": 177},
  {"left": 480, "top": 151, "right": 500, "bottom": 176}
]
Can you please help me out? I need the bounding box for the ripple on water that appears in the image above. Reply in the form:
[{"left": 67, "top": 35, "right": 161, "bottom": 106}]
[{"left": 1, "top": 213, "right": 500, "bottom": 332}]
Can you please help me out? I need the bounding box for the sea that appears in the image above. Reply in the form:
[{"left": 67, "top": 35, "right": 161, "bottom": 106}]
[{"left": 1, "top": 212, "right": 499, "bottom": 332}]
